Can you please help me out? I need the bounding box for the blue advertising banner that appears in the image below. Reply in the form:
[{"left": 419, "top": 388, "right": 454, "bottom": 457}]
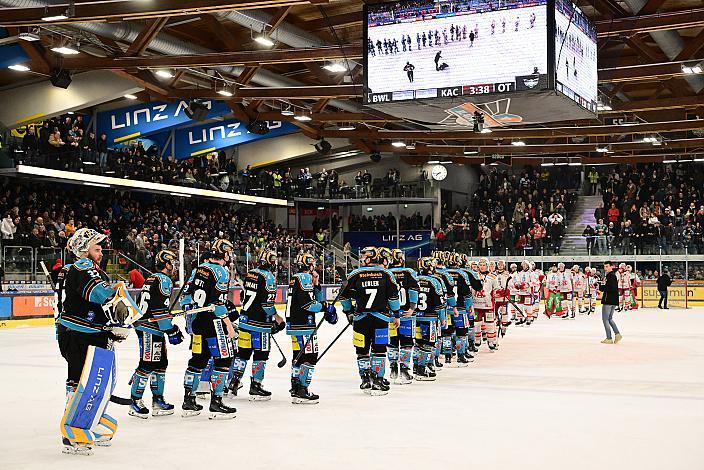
[
  {"left": 344, "top": 230, "right": 432, "bottom": 256},
  {"left": 173, "top": 119, "right": 298, "bottom": 159},
  {"left": 96, "top": 100, "right": 231, "bottom": 145}
]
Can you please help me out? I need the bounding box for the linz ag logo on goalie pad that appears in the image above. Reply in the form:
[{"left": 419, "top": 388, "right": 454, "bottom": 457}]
[
  {"left": 439, "top": 87, "right": 462, "bottom": 98},
  {"left": 367, "top": 92, "right": 393, "bottom": 103},
  {"left": 515, "top": 74, "right": 548, "bottom": 91}
]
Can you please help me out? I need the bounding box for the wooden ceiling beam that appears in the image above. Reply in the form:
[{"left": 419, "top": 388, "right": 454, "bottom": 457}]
[
  {"left": 58, "top": 45, "right": 361, "bottom": 70},
  {"left": 125, "top": 17, "right": 170, "bottom": 56},
  {"left": 599, "top": 95, "right": 704, "bottom": 113},
  {"left": 638, "top": 0, "right": 667, "bottom": 16},
  {"left": 597, "top": 8, "right": 704, "bottom": 38},
  {"left": 674, "top": 29, "right": 704, "bottom": 62},
  {"left": 200, "top": 14, "right": 241, "bottom": 51},
  {"left": 303, "top": 11, "right": 362, "bottom": 31},
  {"left": 0, "top": 0, "right": 315, "bottom": 27}
]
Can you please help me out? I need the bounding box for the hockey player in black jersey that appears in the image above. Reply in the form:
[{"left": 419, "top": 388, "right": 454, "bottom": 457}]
[
  {"left": 446, "top": 252, "right": 482, "bottom": 365},
  {"left": 129, "top": 250, "right": 184, "bottom": 419},
  {"left": 339, "top": 246, "right": 400, "bottom": 396},
  {"left": 229, "top": 249, "right": 285, "bottom": 400},
  {"left": 433, "top": 252, "right": 457, "bottom": 371},
  {"left": 413, "top": 257, "right": 447, "bottom": 380},
  {"left": 58, "top": 228, "right": 142, "bottom": 455},
  {"left": 180, "top": 239, "right": 237, "bottom": 419},
  {"left": 286, "top": 252, "right": 338, "bottom": 404},
  {"left": 388, "top": 249, "right": 419, "bottom": 384}
]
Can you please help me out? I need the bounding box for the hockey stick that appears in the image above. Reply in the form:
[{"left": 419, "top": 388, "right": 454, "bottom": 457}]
[
  {"left": 317, "top": 321, "right": 351, "bottom": 362},
  {"left": 144, "top": 305, "right": 215, "bottom": 322},
  {"left": 270, "top": 334, "right": 287, "bottom": 368}
]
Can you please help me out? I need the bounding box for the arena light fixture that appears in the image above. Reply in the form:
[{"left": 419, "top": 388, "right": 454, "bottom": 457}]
[
  {"left": 596, "top": 146, "right": 609, "bottom": 153},
  {"left": 254, "top": 34, "right": 275, "bottom": 47},
  {"left": 51, "top": 45, "right": 79, "bottom": 55},
  {"left": 679, "top": 158, "right": 694, "bottom": 162},
  {"left": 42, "top": 14, "right": 69, "bottom": 22},
  {"left": 463, "top": 150, "right": 478, "bottom": 155},
  {"left": 19, "top": 31, "right": 41, "bottom": 42},
  {"left": 84, "top": 182, "right": 109, "bottom": 188},
  {"left": 597, "top": 103, "right": 612, "bottom": 111},
  {"left": 155, "top": 70, "right": 174, "bottom": 79},
  {"left": 511, "top": 140, "right": 526, "bottom": 146},
  {"left": 568, "top": 161, "right": 582, "bottom": 166},
  {"left": 555, "top": 161, "right": 569, "bottom": 166},
  {"left": 170, "top": 192, "right": 191, "bottom": 197},
  {"left": 440, "top": 160, "right": 452, "bottom": 164},
  {"left": 693, "top": 157, "right": 704, "bottom": 162},
  {"left": 427, "top": 160, "right": 440, "bottom": 164},
  {"left": 406, "top": 142, "right": 416, "bottom": 150},
  {"left": 540, "top": 162, "right": 555, "bottom": 167},
  {"left": 294, "top": 112, "right": 312, "bottom": 122},
  {"left": 281, "top": 104, "right": 294, "bottom": 116},
  {"left": 323, "top": 62, "right": 347, "bottom": 73},
  {"left": 217, "top": 89, "right": 234, "bottom": 97},
  {"left": 124, "top": 94, "right": 138, "bottom": 100},
  {"left": 662, "top": 159, "right": 677, "bottom": 163},
  {"left": 338, "top": 123, "right": 355, "bottom": 131},
  {"left": 8, "top": 64, "right": 30, "bottom": 72},
  {"left": 682, "top": 63, "right": 703, "bottom": 74},
  {"left": 391, "top": 140, "right": 406, "bottom": 148},
  {"left": 480, "top": 128, "right": 492, "bottom": 133}
]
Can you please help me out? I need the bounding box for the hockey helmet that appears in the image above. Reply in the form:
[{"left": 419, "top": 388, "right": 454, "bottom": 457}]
[
  {"left": 478, "top": 257, "right": 489, "bottom": 271},
  {"left": 626, "top": 265, "right": 633, "bottom": 272},
  {"left": 418, "top": 257, "right": 436, "bottom": 274},
  {"left": 558, "top": 262, "right": 566, "bottom": 270},
  {"left": 68, "top": 228, "right": 107, "bottom": 258},
  {"left": 521, "top": 260, "right": 530, "bottom": 270},
  {"left": 551, "top": 264, "right": 558, "bottom": 272},
  {"left": 446, "top": 252, "right": 460, "bottom": 268},
  {"left": 155, "top": 249, "right": 177, "bottom": 270},
  {"left": 509, "top": 263, "right": 517, "bottom": 272},
  {"left": 378, "top": 247, "right": 393, "bottom": 265},
  {"left": 295, "top": 252, "right": 316, "bottom": 271},
  {"left": 391, "top": 249, "right": 405, "bottom": 267},
  {"left": 211, "top": 238, "right": 234, "bottom": 260},
  {"left": 470, "top": 260, "right": 478, "bottom": 270},
  {"left": 585, "top": 266, "right": 592, "bottom": 274},
  {"left": 497, "top": 260, "right": 506, "bottom": 271},
  {"left": 529, "top": 260, "right": 536, "bottom": 269},
  {"left": 572, "top": 264, "right": 580, "bottom": 272},
  {"left": 618, "top": 263, "right": 626, "bottom": 271},
  {"left": 258, "top": 249, "right": 278, "bottom": 269},
  {"left": 360, "top": 246, "right": 380, "bottom": 265}
]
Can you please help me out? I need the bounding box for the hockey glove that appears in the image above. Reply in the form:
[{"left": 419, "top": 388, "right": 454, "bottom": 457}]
[
  {"left": 226, "top": 300, "right": 240, "bottom": 322},
  {"left": 345, "top": 311, "right": 354, "bottom": 324},
  {"left": 182, "top": 304, "right": 196, "bottom": 334},
  {"left": 165, "top": 325, "right": 184, "bottom": 345},
  {"left": 324, "top": 303, "right": 338, "bottom": 325},
  {"left": 271, "top": 320, "right": 286, "bottom": 335}
]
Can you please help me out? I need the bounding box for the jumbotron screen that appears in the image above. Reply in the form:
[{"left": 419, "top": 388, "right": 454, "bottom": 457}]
[
  {"left": 554, "top": 0, "right": 598, "bottom": 112},
  {"left": 364, "top": 0, "right": 550, "bottom": 105}
]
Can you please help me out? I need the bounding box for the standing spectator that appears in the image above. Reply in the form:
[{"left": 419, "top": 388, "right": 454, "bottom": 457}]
[
  {"left": 595, "top": 218, "right": 607, "bottom": 254},
  {"left": 594, "top": 202, "right": 605, "bottom": 224},
  {"left": 22, "top": 127, "right": 39, "bottom": 164},
  {"left": 582, "top": 225, "right": 595, "bottom": 253},
  {"left": 1, "top": 212, "right": 16, "bottom": 240},
  {"left": 530, "top": 221, "right": 545, "bottom": 255},
  {"left": 328, "top": 169, "right": 339, "bottom": 198},
  {"left": 607, "top": 203, "right": 620, "bottom": 224},
  {"left": 362, "top": 170, "right": 372, "bottom": 198},
  {"left": 598, "top": 261, "right": 622, "bottom": 344},
  {"left": 588, "top": 168, "right": 599, "bottom": 195},
  {"left": 657, "top": 270, "right": 672, "bottom": 309},
  {"left": 549, "top": 218, "right": 564, "bottom": 254},
  {"left": 97, "top": 133, "right": 108, "bottom": 171},
  {"left": 620, "top": 220, "right": 634, "bottom": 255}
]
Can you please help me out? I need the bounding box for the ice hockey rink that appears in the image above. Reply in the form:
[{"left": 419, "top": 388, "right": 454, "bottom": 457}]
[{"left": 1, "top": 307, "right": 702, "bottom": 470}]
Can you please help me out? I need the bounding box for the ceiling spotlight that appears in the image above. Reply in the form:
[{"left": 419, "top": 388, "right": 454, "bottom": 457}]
[
  {"left": 217, "top": 89, "right": 234, "bottom": 97},
  {"left": 51, "top": 45, "right": 79, "bottom": 55},
  {"left": 405, "top": 143, "right": 416, "bottom": 150},
  {"left": 8, "top": 64, "right": 30, "bottom": 72},
  {"left": 391, "top": 140, "right": 406, "bottom": 148},
  {"left": 541, "top": 162, "right": 555, "bottom": 167},
  {"left": 19, "top": 31, "right": 41, "bottom": 42},
  {"left": 155, "top": 70, "right": 174, "bottom": 78},
  {"left": 480, "top": 128, "right": 492, "bottom": 133},
  {"left": 294, "top": 113, "right": 312, "bottom": 122},
  {"left": 596, "top": 146, "right": 609, "bottom": 153},
  {"left": 124, "top": 93, "right": 138, "bottom": 100},
  {"left": 427, "top": 160, "right": 440, "bottom": 164},
  {"left": 281, "top": 105, "right": 294, "bottom": 116},
  {"left": 662, "top": 159, "right": 677, "bottom": 164},
  {"left": 323, "top": 62, "right": 347, "bottom": 73},
  {"left": 338, "top": 123, "right": 355, "bottom": 131},
  {"left": 568, "top": 162, "right": 582, "bottom": 166},
  {"left": 682, "top": 63, "right": 703, "bottom": 74},
  {"left": 42, "top": 14, "right": 69, "bottom": 22},
  {"left": 254, "top": 34, "right": 275, "bottom": 47},
  {"left": 463, "top": 150, "right": 478, "bottom": 155},
  {"left": 597, "top": 103, "right": 612, "bottom": 111},
  {"left": 511, "top": 140, "right": 526, "bottom": 146},
  {"left": 440, "top": 160, "right": 452, "bottom": 164}
]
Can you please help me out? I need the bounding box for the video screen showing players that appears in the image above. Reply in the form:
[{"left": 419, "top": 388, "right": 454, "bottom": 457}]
[
  {"left": 364, "top": 0, "right": 549, "bottom": 103},
  {"left": 554, "top": 0, "right": 598, "bottom": 112}
]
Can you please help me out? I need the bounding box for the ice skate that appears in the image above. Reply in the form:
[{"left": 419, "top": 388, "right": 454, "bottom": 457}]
[
  {"left": 61, "top": 438, "right": 93, "bottom": 456},
  {"left": 360, "top": 371, "right": 372, "bottom": 394},
  {"left": 181, "top": 393, "right": 203, "bottom": 418},
  {"left": 128, "top": 398, "right": 149, "bottom": 419},
  {"left": 152, "top": 396, "right": 175, "bottom": 416},
  {"left": 94, "top": 435, "right": 112, "bottom": 447},
  {"left": 456, "top": 354, "right": 470, "bottom": 367},
  {"left": 227, "top": 377, "right": 243, "bottom": 396},
  {"left": 291, "top": 382, "right": 320, "bottom": 404},
  {"left": 209, "top": 396, "right": 237, "bottom": 419},
  {"left": 444, "top": 354, "right": 454, "bottom": 367},
  {"left": 370, "top": 377, "right": 390, "bottom": 396},
  {"left": 414, "top": 366, "right": 436, "bottom": 381},
  {"left": 434, "top": 356, "right": 444, "bottom": 368},
  {"left": 390, "top": 362, "right": 398, "bottom": 380},
  {"left": 488, "top": 343, "right": 498, "bottom": 352},
  {"left": 395, "top": 365, "right": 413, "bottom": 384},
  {"left": 249, "top": 381, "right": 272, "bottom": 401},
  {"left": 614, "top": 334, "right": 623, "bottom": 343}
]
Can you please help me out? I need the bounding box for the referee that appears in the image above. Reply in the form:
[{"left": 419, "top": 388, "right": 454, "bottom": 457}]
[{"left": 598, "top": 261, "right": 622, "bottom": 344}]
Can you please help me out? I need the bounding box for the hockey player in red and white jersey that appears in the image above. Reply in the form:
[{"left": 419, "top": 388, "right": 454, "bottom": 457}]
[
  {"left": 472, "top": 258, "right": 501, "bottom": 351},
  {"left": 571, "top": 265, "right": 587, "bottom": 314},
  {"left": 557, "top": 262, "right": 574, "bottom": 318},
  {"left": 513, "top": 261, "right": 533, "bottom": 326},
  {"left": 494, "top": 260, "right": 511, "bottom": 336},
  {"left": 617, "top": 263, "right": 631, "bottom": 311},
  {"left": 544, "top": 264, "right": 562, "bottom": 318},
  {"left": 528, "top": 261, "right": 543, "bottom": 321},
  {"left": 627, "top": 265, "right": 639, "bottom": 310},
  {"left": 584, "top": 267, "right": 599, "bottom": 314},
  {"left": 507, "top": 263, "right": 519, "bottom": 322}
]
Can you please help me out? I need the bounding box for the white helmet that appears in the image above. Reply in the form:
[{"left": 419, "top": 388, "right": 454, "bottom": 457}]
[
  {"left": 529, "top": 261, "right": 536, "bottom": 269},
  {"left": 572, "top": 264, "right": 580, "bottom": 272},
  {"left": 497, "top": 260, "right": 506, "bottom": 271},
  {"left": 509, "top": 263, "right": 517, "bottom": 272},
  {"left": 521, "top": 260, "right": 530, "bottom": 270},
  {"left": 68, "top": 228, "right": 107, "bottom": 258},
  {"left": 558, "top": 262, "right": 565, "bottom": 270},
  {"left": 585, "top": 267, "right": 592, "bottom": 274},
  {"left": 626, "top": 265, "right": 633, "bottom": 272}
]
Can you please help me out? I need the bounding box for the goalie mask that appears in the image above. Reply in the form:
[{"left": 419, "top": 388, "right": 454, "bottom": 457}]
[{"left": 67, "top": 228, "right": 107, "bottom": 258}]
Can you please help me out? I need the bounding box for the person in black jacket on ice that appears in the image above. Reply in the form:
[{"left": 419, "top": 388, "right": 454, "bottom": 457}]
[{"left": 598, "top": 261, "right": 622, "bottom": 344}]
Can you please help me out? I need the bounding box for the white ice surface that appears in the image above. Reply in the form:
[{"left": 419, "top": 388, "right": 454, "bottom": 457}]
[{"left": 1, "top": 307, "right": 703, "bottom": 470}]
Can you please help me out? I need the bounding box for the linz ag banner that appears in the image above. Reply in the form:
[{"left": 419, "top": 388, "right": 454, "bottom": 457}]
[
  {"left": 96, "top": 100, "right": 231, "bottom": 145},
  {"left": 344, "top": 230, "right": 432, "bottom": 256},
  {"left": 173, "top": 119, "right": 298, "bottom": 159}
]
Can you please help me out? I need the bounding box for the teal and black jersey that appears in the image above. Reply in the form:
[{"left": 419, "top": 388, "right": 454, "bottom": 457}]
[
  {"left": 389, "top": 267, "right": 419, "bottom": 311},
  {"left": 415, "top": 275, "right": 446, "bottom": 321},
  {"left": 239, "top": 268, "right": 277, "bottom": 333},
  {"left": 59, "top": 258, "right": 115, "bottom": 333},
  {"left": 339, "top": 266, "right": 401, "bottom": 321},
  {"left": 54, "top": 263, "right": 72, "bottom": 320},
  {"left": 134, "top": 272, "right": 175, "bottom": 336},
  {"left": 286, "top": 272, "right": 323, "bottom": 335},
  {"left": 181, "top": 262, "right": 229, "bottom": 322},
  {"left": 446, "top": 268, "right": 477, "bottom": 311},
  {"left": 435, "top": 268, "right": 457, "bottom": 308}
]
